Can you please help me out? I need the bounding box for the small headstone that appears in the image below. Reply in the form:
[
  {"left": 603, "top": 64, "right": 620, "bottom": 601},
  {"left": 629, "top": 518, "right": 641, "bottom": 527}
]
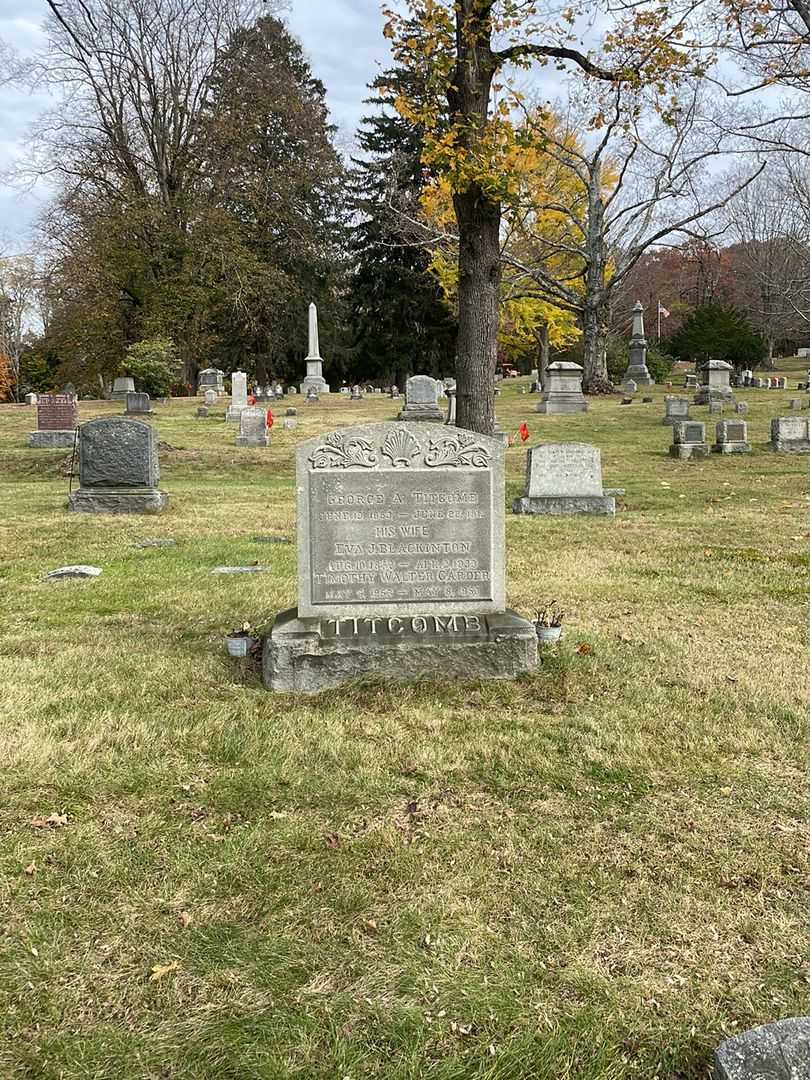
[
  {"left": 771, "top": 416, "right": 810, "bottom": 452},
  {"left": 196, "top": 405, "right": 210, "bottom": 418},
  {"left": 642, "top": 396, "right": 653, "bottom": 403},
  {"left": 350, "top": 385, "right": 363, "bottom": 400},
  {"left": 236, "top": 407, "right": 269, "bottom": 447},
  {"left": 125, "top": 391, "right": 153, "bottom": 416},
  {"left": 262, "top": 422, "right": 536, "bottom": 693},
  {"left": 25, "top": 392, "right": 37, "bottom": 406},
  {"left": 714, "top": 419, "right": 751, "bottom": 454},
  {"left": 197, "top": 368, "right": 225, "bottom": 397},
  {"left": 398, "top": 375, "right": 444, "bottom": 421},
  {"left": 513, "top": 443, "right": 615, "bottom": 516},
  {"left": 623, "top": 379, "right": 638, "bottom": 396},
  {"left": 275, "top": 384, "right": 284, "bottom": 397},
  {"left": 46, "top": 565, "right": 102, "bottom": 580},
  {"left": 389, "top": 386, "right": 400, "bottom": 399},
  {"left": 735, "top": 401, "right": 748, "bottom": 415},
  {"left": 68, "top": 417, "right": 169, "bottom": 514},
  {"left": 204, "top": 389, "right": 217, "bottom": 407},
  {"left": 306, "top": 387, "right": 320, "bottom": 405},
  {"left": 621, "top": 397, "right": 633, "bottom": 405},
  {"left": 253, "top": 535, "right": 291, "bottom": 544},
  {"left": 709, "top": 400, "right": 724, "bottom": 415},
  {"left": 669, "top": 421, "right": 708, "bottom": 460},
  {"left": 685, "top": 373, "right": 698, "bottom": 389},
  {"left": 536, "top": 362, "right": 588, "bottom": 414},
  {"left": 29, "top": 394, "right": 79, "bottom": 449},
  {"left": 662, "top": 396, "right": 690, "bottom": 425},
  {"left": 715, "top": 1017, "right": 810, "bottom": 1080},
  {"left": 789, "top": 398, "right": 802, "bottom": 410}
]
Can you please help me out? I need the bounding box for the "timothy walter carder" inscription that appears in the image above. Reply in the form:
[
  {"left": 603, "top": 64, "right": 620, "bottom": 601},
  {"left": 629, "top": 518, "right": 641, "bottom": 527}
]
[{"left": 297, "top": 424, "right": 506, "bottom": 619}]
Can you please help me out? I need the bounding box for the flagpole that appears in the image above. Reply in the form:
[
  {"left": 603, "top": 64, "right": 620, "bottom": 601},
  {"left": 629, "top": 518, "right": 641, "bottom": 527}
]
[{"left": 657, "top": 301, "right": 661, "bottom": 342}]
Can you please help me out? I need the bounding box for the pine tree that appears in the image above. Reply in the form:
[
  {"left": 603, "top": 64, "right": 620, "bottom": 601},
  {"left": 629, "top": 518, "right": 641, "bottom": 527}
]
[{"left": 348, "top": 64, "right": 456, "bottom": 387}]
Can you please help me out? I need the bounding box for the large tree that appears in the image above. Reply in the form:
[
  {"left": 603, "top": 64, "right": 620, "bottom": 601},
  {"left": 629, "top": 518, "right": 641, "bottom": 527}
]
[{"left": 349, "top": 64, "right": 457, "bottom": 387}]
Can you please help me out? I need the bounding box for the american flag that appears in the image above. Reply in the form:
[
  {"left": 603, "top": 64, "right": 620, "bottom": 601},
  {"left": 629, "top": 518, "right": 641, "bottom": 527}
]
[{"left": 658, "top": 302, "right": 671, "bottom": 319}]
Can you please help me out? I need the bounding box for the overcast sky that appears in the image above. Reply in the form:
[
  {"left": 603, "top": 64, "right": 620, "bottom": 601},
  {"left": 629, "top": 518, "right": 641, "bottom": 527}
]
[{"left": 0, "top": 0, "right": 390, "bottom": 251}]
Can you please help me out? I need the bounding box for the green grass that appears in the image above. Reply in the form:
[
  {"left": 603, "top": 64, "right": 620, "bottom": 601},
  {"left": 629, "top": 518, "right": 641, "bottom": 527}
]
[{"left": 1, "top": 379, "right": 809, "bottom": 1079}]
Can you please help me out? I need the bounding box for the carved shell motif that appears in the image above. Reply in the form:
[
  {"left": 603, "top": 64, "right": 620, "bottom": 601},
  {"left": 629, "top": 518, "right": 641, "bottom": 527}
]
[
  {"left": 309, "top": 431, "right": 378, "bottom": 470},
  {"left": 424, "top": 431, "right": 491, "bottom": 468},
  {"left": 381, "top": 429, "right": 421, "bottom": 468}
]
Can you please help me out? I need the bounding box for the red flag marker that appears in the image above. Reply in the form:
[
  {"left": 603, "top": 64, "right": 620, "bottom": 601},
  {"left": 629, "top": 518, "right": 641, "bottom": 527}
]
[
  {"left": 266, "top": 409, "right": 274, "bottom": 429},
  {"left": 518, "top": 422, "right": 530, "bottom": 443}
]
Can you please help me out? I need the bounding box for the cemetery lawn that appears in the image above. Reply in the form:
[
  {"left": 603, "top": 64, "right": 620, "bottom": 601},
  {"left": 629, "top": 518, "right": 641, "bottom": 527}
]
[{"left": 2, "top": 384, "right": 810, "bottom": 1080}]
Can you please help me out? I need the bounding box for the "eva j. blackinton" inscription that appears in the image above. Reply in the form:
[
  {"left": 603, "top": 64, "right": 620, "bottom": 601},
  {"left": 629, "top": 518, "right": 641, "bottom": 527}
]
[{"left": 309, "top": 472, "right": 493, "bottom": 607}]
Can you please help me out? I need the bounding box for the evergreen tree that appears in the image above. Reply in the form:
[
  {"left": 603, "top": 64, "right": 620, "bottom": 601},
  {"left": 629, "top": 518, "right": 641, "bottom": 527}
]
[
  {"left": 668, "top": 304, "right": 765, "bottom": 369},
  {"left": 348, "top": 64, "right": 456, "bottom": 387}
]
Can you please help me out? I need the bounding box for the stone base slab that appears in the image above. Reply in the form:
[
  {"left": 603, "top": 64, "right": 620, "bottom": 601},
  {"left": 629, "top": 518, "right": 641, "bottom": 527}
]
[
  {"left": 29, "top": 430, "right": 77, "bottom": 449},
  {"left": 669, "top": 444, "right": 709, "bottom": 460},
  {"left": 623, "top": 368, "right": 654, "bottom": 385},
  {"left": 397, "top": 408, "right": 445, "bottom": 422},
  {"left": 713, "top": 442, "right": 751, "bottom": 454},
  {"left": 235, "top": 436, "right": 269, "bottom": 447},
  {"left": 263, "top": 607, "right": 538, "bottom": 694},
  {"left": 225, "top": 407, "right": 244, "bottom": 422},
  {"left": 771, "top": 439, "right": 810, "bottom": 452},
  {"left": 513, "top": 495, "right": 615, "bottom": 516},
  {"left": 535, "top": 399, "right": 588, "bottom": 414},
  {"left": 68, "top": 488, "right": 169, "bottom": 514}
]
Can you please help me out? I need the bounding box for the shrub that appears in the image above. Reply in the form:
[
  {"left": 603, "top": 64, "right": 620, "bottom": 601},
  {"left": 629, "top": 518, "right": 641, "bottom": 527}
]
[{"left": 122, "top": 338, "right": 183, "bottom": 397}]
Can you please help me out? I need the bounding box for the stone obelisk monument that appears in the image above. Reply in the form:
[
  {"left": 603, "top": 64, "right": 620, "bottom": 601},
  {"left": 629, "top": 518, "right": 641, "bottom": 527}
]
[
  {"left": 299, "top": 302, "right": 330, "bottom": 396},
  {"left": 622, "top": 301, "right": 654, "bottom": 387}
]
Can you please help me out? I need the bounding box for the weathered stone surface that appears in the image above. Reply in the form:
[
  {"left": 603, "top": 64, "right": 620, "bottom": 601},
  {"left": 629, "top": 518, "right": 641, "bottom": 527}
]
[
  {"left": 136, "top": 538, "right": 177, "bottom": 548},
  {"left": 621, "top": 301, "right": 655, "bottom": 386},
  {"left": 535, "top": 362, "right": 588, "bottom": 414},
  {"left": 714, "top": 1017, "right": 810, "bottom": 1079},
  {"left": 125, "top": 391, "right": 153, "bottom": 415},
  {"left": 68, "top": 417, "right": 168, "bottom": 514},
  {"left": 235, "top": 407, "right": 268, "bottom": 447},
  {"left": 695, "top": 360, "right": 734, "bottom": 404},
  {"left": 111, "top": 377, "right": 135, "bottom": 400},
  {"left": 29, "top": 429, "right": 77, "bottom": 449},
  {"left": 513, "top": 443, "right": 615, "bottom": 516},
  {"left": 670, "top": 421, "right": 708, "bottom": 460},
  {"left": 253, "top": 535, "right": 292, "bottom": 544},
  {"left": 771, "top": 416, "right": 810, "bottom": 452},
  {"left": 662, "top": 396, "right": 690, "bottom": 425},
  {"left": 196, "top": 405, "right": 210, "bottom": 418},
  {"left": 714, "top": 420, "right": 751, "bottom": 454},
  {"left": 46, "top": 565, "right": 102, "bottom": 580},
  {"left": 296, "top": 423, "right": 505, "bottom": 620},
  {"left": 300, "top": 302, "right": 330, "bottom": 395},
  {"left": 226, "top": 371, "right": 248, "bottom": 421},
  {"left": 264, "top": 607, "right": 537, "bottom": 694},
  {"left": 203, "top": 389, "right": 217, "bottom": 407},
  {"left": 399, "top": 375, "right": 444, "bottom": 421}
]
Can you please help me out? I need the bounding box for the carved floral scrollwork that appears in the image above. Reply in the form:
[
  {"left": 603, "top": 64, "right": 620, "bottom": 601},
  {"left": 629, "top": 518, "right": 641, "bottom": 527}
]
[
  {"left": 424, "top": 432, "right": 491, "bottom": 468},
  {"left": 309, "top": 431, "right": 378, "bottom": 470}
]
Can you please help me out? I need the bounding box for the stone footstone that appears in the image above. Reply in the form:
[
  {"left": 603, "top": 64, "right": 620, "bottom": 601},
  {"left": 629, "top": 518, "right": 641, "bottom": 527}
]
[
  {"left": 714, "top": 1017, "right": 810, "bottom": 1079},
  {"left": 136, "top": 539, "right": 177, "bottom": 548},
  {"left": 46, "top": 565, "right": 102, "bottom": 580},
  {"left": 264, "top": 608, "right": 538, "bottom": 694},
  {"left": 253, "top": 535, "right": 291, "bottom": 544},
  {"left": 29, "top": 430, "right": 77, "bottom": 449},
  {"left": 211, "top": 565, "right": 272, "bottom": 575}
]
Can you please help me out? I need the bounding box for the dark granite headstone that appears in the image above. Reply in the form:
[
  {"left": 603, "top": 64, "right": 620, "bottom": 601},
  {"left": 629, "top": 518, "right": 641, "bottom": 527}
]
[
  {"left": 715, "top": 1018, "right": 810, "bottom": 1079},
  {"left": 68, "top": 417, "right": 168, "bottom": 513}
]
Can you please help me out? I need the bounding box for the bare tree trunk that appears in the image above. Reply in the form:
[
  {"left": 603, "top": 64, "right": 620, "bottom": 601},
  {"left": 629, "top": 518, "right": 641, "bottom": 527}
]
[
  {"left": 582, "top": 301, "right": 612, "bottom": 393},
  {"left": 454, "top": 185, "right": 499, "bottom": 434},
  {"left": 537, "top": 322, "right": 550, "bottom": 389}
]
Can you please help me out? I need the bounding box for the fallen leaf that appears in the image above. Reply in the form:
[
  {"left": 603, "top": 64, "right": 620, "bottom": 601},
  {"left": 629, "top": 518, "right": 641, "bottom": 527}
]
[
  {"left": 177, "top": 910, "right": 192, "bottom": 928},
  {"left": 30, "top": 813, "right": 69, "bottom": 829},
  {"left": 23, "top": 862, "right": 36, "bottom": 876},
  {"left": 362, "top": 919, "right": 378, "bottom": 935},
  {"left": 576, "top": 642, "right": 594, "bottom": 656},
  {"left": 324, "top": 833, "right": 341, "bottom": 849},
  {"left": 406, "top": 800, "right": 418, "bottom": 815},
  {"left": 149, "top": 960, "right": 180, "bottom": 982},
  {"left": 719, "top": 786, "right": 733, "bottom": 797}
]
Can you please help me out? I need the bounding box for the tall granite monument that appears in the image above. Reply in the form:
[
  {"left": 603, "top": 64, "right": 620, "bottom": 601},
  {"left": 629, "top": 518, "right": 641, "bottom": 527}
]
[
  {"left": 68, "top": 417, "right": 169, "bottom": 513},
  {"left": 622, "top": 301, "right": 654, "bottom": 387},
  {"left": 299, "top": 302, "right": 330, "bottom": 396},
  {"left": 262, "top": 423, "right": 537, "bottom": 693}
]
